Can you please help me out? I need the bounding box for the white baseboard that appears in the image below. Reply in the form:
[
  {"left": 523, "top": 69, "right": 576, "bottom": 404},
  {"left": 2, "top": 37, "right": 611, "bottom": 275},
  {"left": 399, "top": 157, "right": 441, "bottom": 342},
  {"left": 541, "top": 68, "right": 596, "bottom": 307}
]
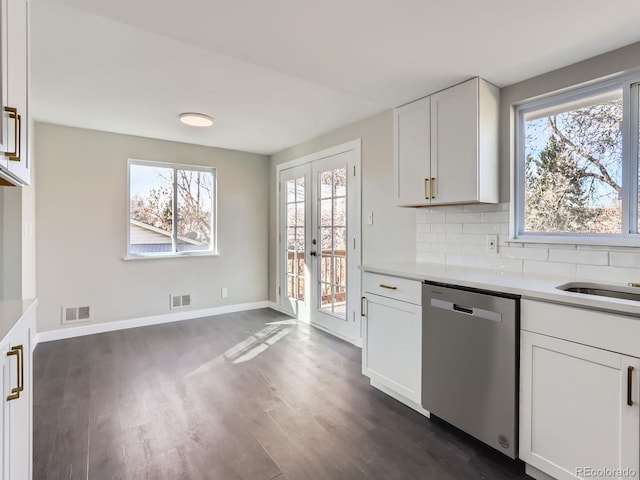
[
  {"left": 267, "top": 301, "right": 280, "bottom": 311},
  {"left": 35, "top": 301, "right": 273, "bottom": 344}
]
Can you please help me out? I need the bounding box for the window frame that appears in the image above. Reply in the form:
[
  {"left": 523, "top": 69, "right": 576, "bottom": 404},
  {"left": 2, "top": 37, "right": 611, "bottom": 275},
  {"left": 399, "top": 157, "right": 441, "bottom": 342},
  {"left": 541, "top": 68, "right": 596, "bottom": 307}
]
[
  {"left": 125, "top": 158, "right": 218, "bottom": 260},
  {"left": 512, "top": 73, "right": 640, "bottom": 246}
]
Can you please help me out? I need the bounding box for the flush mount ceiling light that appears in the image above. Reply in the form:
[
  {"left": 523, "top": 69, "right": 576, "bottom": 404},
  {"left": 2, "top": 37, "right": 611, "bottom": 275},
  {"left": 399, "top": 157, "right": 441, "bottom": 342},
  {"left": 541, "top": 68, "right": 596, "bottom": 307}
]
[{"left": 179, "top": 112, "right": 214, "bottom": 127}]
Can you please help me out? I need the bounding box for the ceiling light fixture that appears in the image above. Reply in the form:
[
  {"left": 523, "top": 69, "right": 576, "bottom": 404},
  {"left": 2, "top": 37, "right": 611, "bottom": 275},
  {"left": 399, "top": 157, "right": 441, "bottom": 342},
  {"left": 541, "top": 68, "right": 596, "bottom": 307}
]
[{"left": 179, "top": 112, "right": 214, "bottom": 127}]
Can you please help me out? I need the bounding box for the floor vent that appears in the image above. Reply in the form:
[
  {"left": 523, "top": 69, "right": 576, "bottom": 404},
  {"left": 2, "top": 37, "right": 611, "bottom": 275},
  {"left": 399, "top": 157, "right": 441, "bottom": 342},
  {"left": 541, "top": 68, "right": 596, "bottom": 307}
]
[
  {"left": 62, "top": 305, "right": 92, "bottom": 324},
  {"left": 170, "top": 294, "right": 191, "bottom": 310}
]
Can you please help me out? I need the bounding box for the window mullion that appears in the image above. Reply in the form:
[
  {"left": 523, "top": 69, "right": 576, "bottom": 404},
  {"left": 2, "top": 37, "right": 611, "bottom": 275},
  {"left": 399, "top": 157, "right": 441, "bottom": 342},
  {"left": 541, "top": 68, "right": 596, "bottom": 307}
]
[
  {"left": 628, "top": 83, "right": 639, "bottom": 234},
  {"left": 172, "top": 168, "right": 179, "bottom": 253}
]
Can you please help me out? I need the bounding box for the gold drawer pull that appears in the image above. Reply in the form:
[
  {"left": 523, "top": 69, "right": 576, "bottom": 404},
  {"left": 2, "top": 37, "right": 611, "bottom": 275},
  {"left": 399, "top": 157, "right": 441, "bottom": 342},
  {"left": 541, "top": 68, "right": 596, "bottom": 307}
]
[
  {"left": 6, "top": 345, "right": 23, "bottom": 402},
  {"left": 4, "top": 107, "right": 21, "bottom": 162},
  {"left": 379, "top": 284, "right": 398, "bottom": 290},
  {"left": 629, "top": 283, "right": 640, "bottom": 288}
]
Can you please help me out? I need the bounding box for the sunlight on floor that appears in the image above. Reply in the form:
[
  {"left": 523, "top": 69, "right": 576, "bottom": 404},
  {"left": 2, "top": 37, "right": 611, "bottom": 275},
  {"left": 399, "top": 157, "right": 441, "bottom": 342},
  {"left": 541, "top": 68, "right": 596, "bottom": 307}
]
[{"left": 186, "top": 319, "right": 297, "bottom": 378}]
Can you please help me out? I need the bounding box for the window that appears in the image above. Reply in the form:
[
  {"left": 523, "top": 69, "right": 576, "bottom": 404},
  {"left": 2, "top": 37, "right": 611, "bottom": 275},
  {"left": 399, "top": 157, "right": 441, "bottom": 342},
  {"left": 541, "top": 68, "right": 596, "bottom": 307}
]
[
  {"left": 515, "top": 77, "right": 640, "bottom": 243},
  {"left": 127, "top": 159, "right": 216, "bottom": 257}
]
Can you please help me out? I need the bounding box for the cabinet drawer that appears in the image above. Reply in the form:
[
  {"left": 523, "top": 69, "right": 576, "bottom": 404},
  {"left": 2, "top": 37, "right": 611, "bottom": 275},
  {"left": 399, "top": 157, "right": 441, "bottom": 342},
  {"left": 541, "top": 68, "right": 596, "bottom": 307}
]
[
  {"left": 521, "top": 299, "right": 640, "bottom": 358},
  {"left": 363, "top": 272, "right": 421, "bottom": 305}
]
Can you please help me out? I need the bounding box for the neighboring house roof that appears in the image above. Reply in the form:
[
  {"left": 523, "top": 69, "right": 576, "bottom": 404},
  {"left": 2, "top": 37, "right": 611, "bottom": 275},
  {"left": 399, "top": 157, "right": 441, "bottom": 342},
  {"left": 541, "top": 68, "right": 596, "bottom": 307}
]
[{"left": 130, "top": 219, "right": 206, "bottom": 246}]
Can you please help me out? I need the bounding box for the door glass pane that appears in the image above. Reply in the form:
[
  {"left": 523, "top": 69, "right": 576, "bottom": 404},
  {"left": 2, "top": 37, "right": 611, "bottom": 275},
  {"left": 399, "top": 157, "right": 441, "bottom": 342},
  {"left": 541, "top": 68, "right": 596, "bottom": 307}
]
[
  {"left": 334, "top": 198, "right": 346, "bottom": 226},
  {"left": 285, "top": 177, "right": 305, "bottom": 301},
  {"left": 333, "top": 227, "right": 346, "bottom": 252},
  {"left": 320, "top": 199, "right": 332, "bottom": 226},
  {"left": 317, "top": 166, "right": 347, "bottom": 319}
]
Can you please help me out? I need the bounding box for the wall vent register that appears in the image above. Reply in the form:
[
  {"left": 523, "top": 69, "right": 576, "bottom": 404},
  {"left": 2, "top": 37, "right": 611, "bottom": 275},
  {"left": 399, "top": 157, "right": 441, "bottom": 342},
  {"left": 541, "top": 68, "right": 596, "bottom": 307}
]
[
  {"left": 170, "top": 294, "right": 191, "bottom": 309},
  {"left": 61, "top": 305, "right": 92, "bottom": 324}
]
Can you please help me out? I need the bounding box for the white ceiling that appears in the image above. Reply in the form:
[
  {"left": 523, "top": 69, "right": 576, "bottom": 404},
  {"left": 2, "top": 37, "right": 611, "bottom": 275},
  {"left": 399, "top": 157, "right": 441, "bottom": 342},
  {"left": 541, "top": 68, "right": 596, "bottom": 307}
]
[{"left": 31, "top": 0, "right": 640, "bottom": 155}]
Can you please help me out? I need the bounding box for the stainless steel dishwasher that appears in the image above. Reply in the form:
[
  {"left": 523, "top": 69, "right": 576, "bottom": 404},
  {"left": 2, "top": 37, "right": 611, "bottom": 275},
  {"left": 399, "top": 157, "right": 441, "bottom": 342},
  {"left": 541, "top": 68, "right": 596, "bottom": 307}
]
[{"left": 422, "top": 281, "right": 520, "bottom": 458}]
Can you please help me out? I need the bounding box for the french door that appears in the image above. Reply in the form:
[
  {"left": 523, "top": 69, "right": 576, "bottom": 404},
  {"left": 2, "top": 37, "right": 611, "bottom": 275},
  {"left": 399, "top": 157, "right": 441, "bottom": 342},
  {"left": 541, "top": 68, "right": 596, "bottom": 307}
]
[{"left": 278, "top": 147, "right": 361, "bottom": 345}]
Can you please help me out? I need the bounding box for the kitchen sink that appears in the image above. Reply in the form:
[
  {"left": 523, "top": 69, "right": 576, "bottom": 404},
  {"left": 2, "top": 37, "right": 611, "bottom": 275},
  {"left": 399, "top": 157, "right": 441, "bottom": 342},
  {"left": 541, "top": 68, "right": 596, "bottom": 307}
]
[{"left": 557, "top": 282, "right": 640, "bottom": 302}]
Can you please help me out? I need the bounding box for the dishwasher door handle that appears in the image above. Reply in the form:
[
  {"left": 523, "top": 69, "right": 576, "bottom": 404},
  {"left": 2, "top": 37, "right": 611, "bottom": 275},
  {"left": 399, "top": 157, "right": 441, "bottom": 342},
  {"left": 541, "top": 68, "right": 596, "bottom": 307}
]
[{"left": 431, "top": 298, "right": 502, "bottom": 322}]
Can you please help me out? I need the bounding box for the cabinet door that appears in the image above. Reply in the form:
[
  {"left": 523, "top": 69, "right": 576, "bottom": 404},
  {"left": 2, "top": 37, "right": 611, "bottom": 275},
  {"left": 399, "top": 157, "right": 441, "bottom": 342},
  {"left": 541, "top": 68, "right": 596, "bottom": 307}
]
[
  {"left": 4, "top": 0, "right": 28, "bottom": 184},
  {"left": 363, "top": 293, "right": 421, "bottom": 403},
  {"left": 430, "top": 78, "right": 478, "bottom": 205},
  {"left": 520, "top": 331, "right": 640, "bottom": 480},
  {"left": 4, "top": 310, "right": 32, "bottom": 480},
  {"left": 0, "top": 0, "right": 9, "bottom": 171},
  {"left": 393, "top": 96, "right": 431, "bottom": 206}
]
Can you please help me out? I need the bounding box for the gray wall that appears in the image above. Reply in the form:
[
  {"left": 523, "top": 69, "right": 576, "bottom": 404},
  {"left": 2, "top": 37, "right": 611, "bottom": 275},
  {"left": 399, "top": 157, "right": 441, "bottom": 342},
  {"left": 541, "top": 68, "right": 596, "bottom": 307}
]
[
  {"left": 1, "top": 187, "right": 23, "bottom": 300},
  {"left": 498, "top": 41, "right": 640, "bottom": 201},
  {"left": 36, "top": 123, "right": 270, "bottom": 333},
  {"left": 269, "top": 110, "right": 416, "bottom": 302}
]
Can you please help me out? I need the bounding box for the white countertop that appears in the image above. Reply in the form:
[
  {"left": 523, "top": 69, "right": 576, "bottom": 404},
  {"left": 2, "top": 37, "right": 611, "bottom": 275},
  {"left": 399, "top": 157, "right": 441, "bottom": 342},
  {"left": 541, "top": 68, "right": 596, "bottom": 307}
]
[
  {"left": 361, "top": 262, "right": 640, "bottom": 317},
  {"left": 0, "top": 298, "right": 37, "bottom": 340}
]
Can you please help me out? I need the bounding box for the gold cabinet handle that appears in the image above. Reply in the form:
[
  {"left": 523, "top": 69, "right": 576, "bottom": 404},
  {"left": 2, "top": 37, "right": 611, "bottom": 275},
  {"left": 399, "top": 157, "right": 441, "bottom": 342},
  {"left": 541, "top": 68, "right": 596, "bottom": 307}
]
[
  {"left": 424, "top": 178, "right": 430, "bottom": 200},
  {"left": 628, "top": 366, "right": 634, "bottom": 407},
  {"left": 6, "top": 345, "right": 22, "bottom": 401},
  {"left": 4, "top": 107, "right": 21, "bottom": 162},
  {"left": 379, "top": 284, "right": 397, "bottom": 290},
  {"left": 361, "top": 296, "right": 366, "bottom": 317},
  {"left": 431, "top": 177, "right": 436, "bottom": 199},
  {"left": 16, "top": 345, "right": 23, "bottom": 393},
  {"left": 629, "top": 283, "right": 640, "bottom": 288}
]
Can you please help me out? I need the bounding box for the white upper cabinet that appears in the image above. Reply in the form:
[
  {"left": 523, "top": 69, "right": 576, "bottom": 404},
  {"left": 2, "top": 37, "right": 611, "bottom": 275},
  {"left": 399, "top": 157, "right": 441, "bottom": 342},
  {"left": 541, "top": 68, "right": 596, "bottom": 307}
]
[
  {"left": 393, "top": 77, "right": 499, "bottom": 207},
  {"left": 393, "top": 96, "right": 431, "bottom": 206},
  {"left": 0, "top": 0, "right": 29, "bottom": 186}
]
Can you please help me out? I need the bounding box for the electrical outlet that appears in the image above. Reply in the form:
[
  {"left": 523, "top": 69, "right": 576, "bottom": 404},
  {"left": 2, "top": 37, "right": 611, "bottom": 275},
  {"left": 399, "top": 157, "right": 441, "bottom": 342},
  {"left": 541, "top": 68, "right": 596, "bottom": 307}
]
[
  {"left": 221, "top": 287, "right": 228, "bottom": 298},
  {"left": 487, "top": 235, "right": 498, "bottom": 254}
]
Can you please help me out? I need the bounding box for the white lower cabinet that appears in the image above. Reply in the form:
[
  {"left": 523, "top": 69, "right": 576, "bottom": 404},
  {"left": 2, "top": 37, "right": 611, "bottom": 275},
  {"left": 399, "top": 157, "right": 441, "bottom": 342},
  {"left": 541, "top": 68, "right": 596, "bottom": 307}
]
[
  {"left": 1, "top": 304, "right": 35, "bottom": 480},
  {"left": 362, "top": 273, "right": 422, "bottom": 406},
  {"left": 520, "top": 317, "right": 640, "bottom": 480}
]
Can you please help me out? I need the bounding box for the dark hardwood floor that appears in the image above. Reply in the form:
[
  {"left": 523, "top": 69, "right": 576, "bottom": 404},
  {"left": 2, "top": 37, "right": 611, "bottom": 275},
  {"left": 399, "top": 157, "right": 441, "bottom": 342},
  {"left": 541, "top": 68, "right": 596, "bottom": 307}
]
[{"left": 33, "top": 308, "right": 530, "bottom": 480}]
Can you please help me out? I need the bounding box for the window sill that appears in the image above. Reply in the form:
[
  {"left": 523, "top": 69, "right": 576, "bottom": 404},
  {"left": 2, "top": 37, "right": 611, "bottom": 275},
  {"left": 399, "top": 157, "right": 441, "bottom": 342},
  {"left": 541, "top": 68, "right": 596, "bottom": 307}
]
[
  {"left": 508, "top": 235, "right": 640, "bottom": 248},
  {"left": 123, "top": 251, "right": 219, "bottom": 261}
]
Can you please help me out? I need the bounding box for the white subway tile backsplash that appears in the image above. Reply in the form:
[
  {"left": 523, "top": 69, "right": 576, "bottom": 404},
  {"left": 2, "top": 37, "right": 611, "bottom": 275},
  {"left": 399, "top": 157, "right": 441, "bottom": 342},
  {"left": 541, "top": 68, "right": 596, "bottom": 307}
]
[
  {"left": 431, "top": 223, "right": 463, "bottom": 234},
  {"left": 523, "top": 260, "right": 577, "bottom": 278},
  {"left": 446, "top": 212, "right": 483, "bottom": 224},
  {"left": 500, "top": 246, "right": 548, "bottom": 261},
  {"left": 446, "top": 254, "right": 483, "bottom": 268},
  {"left": 431, "top": 243, "right": 463, "bottom": 254},
  {"left": 446, "top": 234, "right": 484, "bottom": 245},
  {"left": 576, "top": 265, "right": 640, "bottom": 285},
  {"left": 417, "top": 252, "right": 446, "bottom": 264},
  {"left": 417, "top": 232, "right": 447, "bottom": 244},
  {"left": 481, "top": 211, "right": 509, "bottom": 223},
  {"left": 462, "top": 244, "right": 488, "bottom": 257},
  {"left": 415, "top": 203, "right": 639, "bottom": 282},
  {"left": 548, "top": 249, "right": 609, "bottom": 266},
  {"left": 462, "top": 223, "right": 501, "bottom": 234},
  {"left": 482, "top": 256, "right": 523, "bottom": 273},
  {"left": 610, "top": 251, "right": 640, "bottom": 268},
  {"left": 421, "top": 213, "right": 447, "bottom": 224}
]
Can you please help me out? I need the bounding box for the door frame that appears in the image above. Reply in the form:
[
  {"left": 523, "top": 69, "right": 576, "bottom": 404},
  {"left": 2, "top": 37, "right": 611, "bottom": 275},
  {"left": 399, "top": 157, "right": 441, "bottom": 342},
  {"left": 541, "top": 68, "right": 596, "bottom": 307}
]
[{"left": 274, "top": 139, "right": 362, "bottom": 346}]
